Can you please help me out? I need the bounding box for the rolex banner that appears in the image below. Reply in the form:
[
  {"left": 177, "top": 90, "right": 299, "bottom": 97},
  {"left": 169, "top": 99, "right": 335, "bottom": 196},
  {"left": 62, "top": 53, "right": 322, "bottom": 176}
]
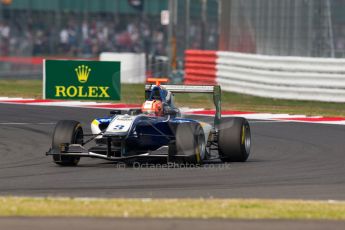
[{"left": 43, "top": 60, "right": 121, "bottom": 100}]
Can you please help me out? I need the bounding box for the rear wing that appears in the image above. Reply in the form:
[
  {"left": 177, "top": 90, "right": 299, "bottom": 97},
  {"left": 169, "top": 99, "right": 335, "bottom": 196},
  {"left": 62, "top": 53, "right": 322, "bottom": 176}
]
[{"left": 145, "top": 84, "right": 222, "bottom": 129}]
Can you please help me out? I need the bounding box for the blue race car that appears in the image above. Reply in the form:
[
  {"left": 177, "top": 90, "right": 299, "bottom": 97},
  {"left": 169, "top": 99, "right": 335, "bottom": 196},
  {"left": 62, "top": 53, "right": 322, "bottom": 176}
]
[{"left": 47, "top": 79, "right": 251, "bottom": 166}]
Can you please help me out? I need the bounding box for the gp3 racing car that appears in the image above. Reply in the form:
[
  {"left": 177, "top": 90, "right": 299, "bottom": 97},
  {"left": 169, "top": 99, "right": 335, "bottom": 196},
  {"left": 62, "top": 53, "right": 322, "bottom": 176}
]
[{"left": 46, "top": 78, "right": 251, "bottom": 166}]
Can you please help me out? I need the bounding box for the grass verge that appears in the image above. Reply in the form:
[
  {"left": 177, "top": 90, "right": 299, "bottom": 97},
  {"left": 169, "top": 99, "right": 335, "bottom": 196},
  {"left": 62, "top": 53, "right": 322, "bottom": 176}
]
[
  {"left": 0, "top": 197, "right": 345, "bottom": 220},
  {"left": 0, "top": 80, "right": 42, "bottom": 98},
  {"left": 1, "top": 80, "right": 345, "bottom": 116}
]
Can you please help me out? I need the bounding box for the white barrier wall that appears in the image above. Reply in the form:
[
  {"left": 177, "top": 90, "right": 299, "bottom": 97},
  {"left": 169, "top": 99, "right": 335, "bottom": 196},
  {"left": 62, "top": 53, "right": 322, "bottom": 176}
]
[
  {"left": 100, "top": 52, "right": 146, "bottom": 83},
  {"left": 216, "top": 51, "right": 345, "bottom": 102}
]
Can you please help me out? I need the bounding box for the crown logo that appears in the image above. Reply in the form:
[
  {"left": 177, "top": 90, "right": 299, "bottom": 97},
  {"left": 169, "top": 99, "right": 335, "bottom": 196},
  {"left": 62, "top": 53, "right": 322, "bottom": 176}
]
[{"left": 75, "top": 65, "right": 91, "bottom": 83}]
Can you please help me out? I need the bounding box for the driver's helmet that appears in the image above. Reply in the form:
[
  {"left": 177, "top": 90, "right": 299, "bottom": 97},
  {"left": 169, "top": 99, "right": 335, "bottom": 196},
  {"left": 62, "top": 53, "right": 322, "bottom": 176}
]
[{"left": 141, "top": 100, "right": 163, "bottom": 116}]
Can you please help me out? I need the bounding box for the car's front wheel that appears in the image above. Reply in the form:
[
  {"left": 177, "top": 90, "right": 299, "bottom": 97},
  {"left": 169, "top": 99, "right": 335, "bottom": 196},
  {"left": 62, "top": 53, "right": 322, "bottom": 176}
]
[{"left": 52, "top": 120, "right": 83, "bottom": 166}]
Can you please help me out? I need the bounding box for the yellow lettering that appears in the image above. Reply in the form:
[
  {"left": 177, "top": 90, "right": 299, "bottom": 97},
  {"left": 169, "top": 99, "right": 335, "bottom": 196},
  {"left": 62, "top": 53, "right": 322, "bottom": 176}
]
[
  {"left": 55, "top": 86, "right": 66, "bottom": 97},
  {"left": 66, "top": 86, "right": 77, "bottom": 97},
  {"left": 88, "top": 86, "right": 98, "bottom": 97},
  {"left": 78, "top": 86, "right": 87, "bottom": 97},
  {"left": 55, "top": 85, "right": 111, "bottom": 98},
  {"left": 99, "top": 86, "right": 110, "bottom": 98}
]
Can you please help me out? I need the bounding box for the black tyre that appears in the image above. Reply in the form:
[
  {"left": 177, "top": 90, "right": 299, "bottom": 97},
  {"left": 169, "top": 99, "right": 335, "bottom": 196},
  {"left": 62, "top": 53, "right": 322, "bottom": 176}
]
[
  {"left": 218, "top": 117, "right": 251, "bottom": 162},
  {"left": 52, "top": 120, "right": 83, "bottom": 166},
  {"left": 168, "top": 123, "right": 206, "bottom": 165}
]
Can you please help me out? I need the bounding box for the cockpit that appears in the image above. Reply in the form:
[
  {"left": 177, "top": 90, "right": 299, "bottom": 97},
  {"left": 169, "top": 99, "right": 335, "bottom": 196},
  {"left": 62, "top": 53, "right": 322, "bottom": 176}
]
[{"left": 148, "top": 86, "right": 168, "bottom": 102}]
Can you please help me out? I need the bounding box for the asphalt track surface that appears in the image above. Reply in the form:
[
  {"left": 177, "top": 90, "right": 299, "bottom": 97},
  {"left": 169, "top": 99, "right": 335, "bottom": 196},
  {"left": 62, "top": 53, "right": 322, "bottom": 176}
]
[
  {"left": 0, "top": 217, "right": 344, "bottom": 230},
  {"left": 0, "top": 103, "right": 345, "bottom": 199}
]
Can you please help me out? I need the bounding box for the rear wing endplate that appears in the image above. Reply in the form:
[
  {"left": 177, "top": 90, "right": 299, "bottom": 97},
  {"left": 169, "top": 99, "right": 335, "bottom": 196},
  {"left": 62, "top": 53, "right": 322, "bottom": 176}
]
[{"left": 145, "top": 84, "right": 222, "bottom": 129}]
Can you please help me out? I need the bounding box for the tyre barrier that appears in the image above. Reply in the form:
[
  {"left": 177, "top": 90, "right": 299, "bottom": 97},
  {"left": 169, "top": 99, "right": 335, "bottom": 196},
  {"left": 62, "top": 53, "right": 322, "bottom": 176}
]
[
  {"left": 184, "top": 49, "right": 345, "bottom": 102},
  {"left": 184, "top": 50, "right": 217, "bottom": 85}
]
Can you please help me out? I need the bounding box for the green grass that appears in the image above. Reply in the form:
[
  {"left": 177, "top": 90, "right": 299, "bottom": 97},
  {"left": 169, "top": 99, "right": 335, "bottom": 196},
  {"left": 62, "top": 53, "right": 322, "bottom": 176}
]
[
  {"left": 1, "top": 80, "right": 345, "bottom": 116},
  {"left": 0, "top": 197, "right": 345, "bottom": 220},
  {"left": 0, "top": 80, "right": 42, "bottom": 98}
]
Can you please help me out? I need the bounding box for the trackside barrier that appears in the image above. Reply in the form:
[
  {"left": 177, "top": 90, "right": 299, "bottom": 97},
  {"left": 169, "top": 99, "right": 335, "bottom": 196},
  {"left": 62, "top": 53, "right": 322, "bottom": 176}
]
[
  {"left": 216, "top": 52, "right": 345, "bottom": 102},
  {"left": 184, "top": 49, "right": 345, "bottom": 102},
  {"left": 184, "top": 50, "right": 217, "bottom": 85},
  {"left": 100, "top": 52, "right": 146, "bottom": 83}
]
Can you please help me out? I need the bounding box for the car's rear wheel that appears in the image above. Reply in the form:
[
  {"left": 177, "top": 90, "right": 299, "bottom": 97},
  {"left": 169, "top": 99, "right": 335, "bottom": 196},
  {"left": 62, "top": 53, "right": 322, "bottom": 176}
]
[
  {"left": 168, "top": 123, "right": 206, "bottom": 165},
  {"left": 218, "top": 117, "right": 251, "bottom": 162},
  {"left": 52, "top": 120, "right": 83, "bottom": 166}
]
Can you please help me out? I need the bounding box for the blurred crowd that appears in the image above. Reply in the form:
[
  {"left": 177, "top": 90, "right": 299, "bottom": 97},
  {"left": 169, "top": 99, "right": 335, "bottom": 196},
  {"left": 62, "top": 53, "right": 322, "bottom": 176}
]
[
  {"left": 58, "top": 17, "right": 167, "bottom": 57},
  {"left": 0, "top": 10, "right": 219, "bottom": 60},
  {"left": 0, "top": 13, "right": 167, "bottom": 57}
]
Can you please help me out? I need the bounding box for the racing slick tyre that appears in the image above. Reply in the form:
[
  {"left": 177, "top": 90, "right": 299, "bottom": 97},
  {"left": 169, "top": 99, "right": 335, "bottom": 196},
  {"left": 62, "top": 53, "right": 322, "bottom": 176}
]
[
  {"left": 52, "top": 120, "right": 83, "bottom": 166},
  {"left": 168, "top": 123, "right": 206, "bottom": 165},
  {"left": 218, "top": 117, "right": 251, "bottom": 162}
]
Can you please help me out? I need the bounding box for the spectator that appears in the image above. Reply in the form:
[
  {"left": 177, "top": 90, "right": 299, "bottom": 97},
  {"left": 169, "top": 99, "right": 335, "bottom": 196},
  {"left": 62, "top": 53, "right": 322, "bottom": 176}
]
[{"left": 59, "top": 27, "right": 69, "bottom": 53}]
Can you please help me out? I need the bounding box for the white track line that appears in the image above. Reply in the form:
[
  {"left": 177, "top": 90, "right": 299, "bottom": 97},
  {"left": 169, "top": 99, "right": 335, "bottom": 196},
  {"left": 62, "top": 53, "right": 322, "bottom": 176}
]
[
  {"left": 249, "top": 120, "right": 291, "bottom": 123},
  {"left": 1, "top": 98, "right": 345, "bottom": 125},
  {"left": 0, "top": 122, "right": 55, "bottom": 125},
  {"left": 29, "top": 101, "right": 113, "bottom": 106}
]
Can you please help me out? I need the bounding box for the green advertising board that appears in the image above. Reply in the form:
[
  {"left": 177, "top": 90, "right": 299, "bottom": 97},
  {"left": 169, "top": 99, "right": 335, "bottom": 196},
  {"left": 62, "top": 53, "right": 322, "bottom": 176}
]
[{"left": 44, "top": 60, "right": 121, "bottom": 100}]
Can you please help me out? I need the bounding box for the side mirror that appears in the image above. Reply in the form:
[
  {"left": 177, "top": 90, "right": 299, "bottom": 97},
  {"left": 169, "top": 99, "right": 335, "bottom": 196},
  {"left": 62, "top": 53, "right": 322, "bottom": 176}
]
[
  {"left": 110, "top": 109, "right": 142, "bottom": 116},
  {"left": 128, "top": 109, "right": 142, "bottom": 116},
  {"left": 164, "top": 107, "right": 178, "bottom": 116},
  {"left": 110, "top": 110, "right": 122, "bottom": 115}
]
